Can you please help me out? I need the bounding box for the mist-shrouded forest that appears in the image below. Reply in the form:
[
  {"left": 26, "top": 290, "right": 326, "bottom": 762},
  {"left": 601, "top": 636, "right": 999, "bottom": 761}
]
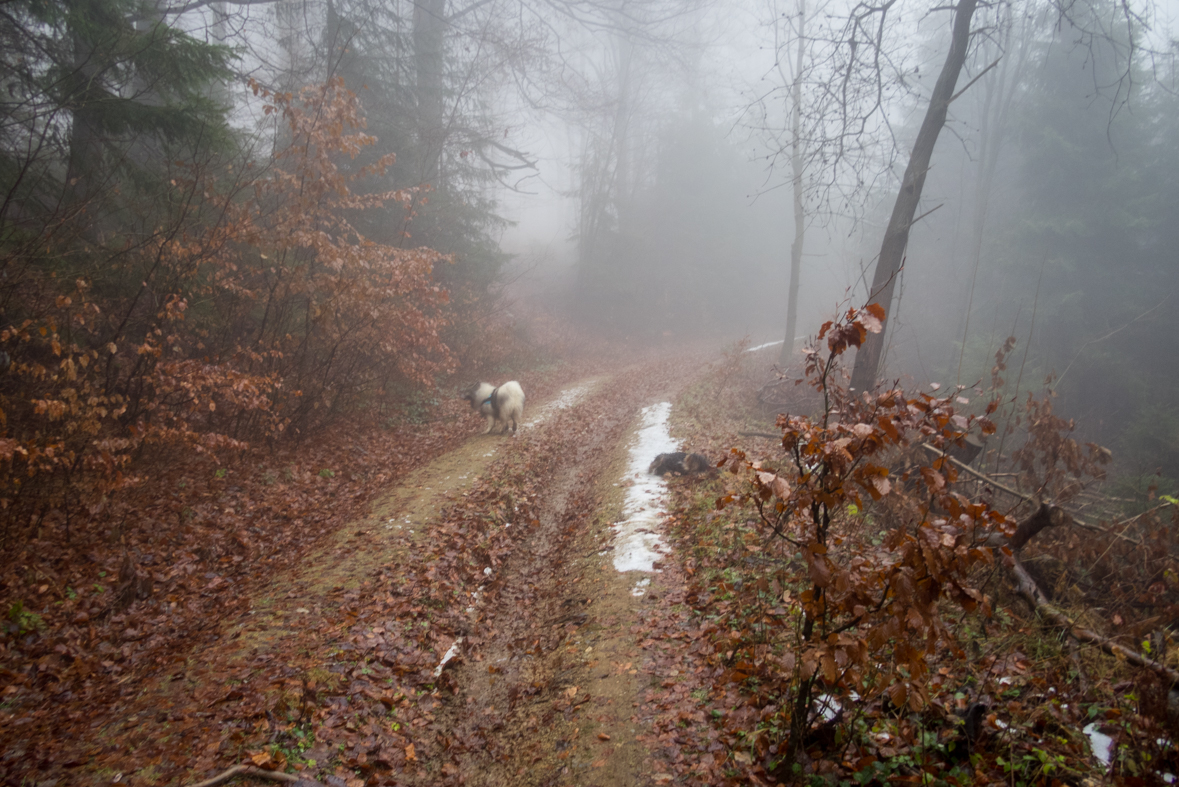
[{"left": 3, "top": 0, "right": 1179, "bottom": 781}]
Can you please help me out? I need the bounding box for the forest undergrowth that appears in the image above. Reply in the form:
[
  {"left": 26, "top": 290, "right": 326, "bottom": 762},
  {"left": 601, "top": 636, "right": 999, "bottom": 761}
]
[{"left": 636, "top": 318, "right": 1179, "bottom": 786}]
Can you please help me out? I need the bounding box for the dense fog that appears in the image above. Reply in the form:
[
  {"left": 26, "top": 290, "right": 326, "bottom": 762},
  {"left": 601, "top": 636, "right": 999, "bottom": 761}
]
[
  {"left": 2, "top": 0, "right": 1177, "bottom": 483},
  {"left": 492, "top": 0, "right": 1179, "bottom": 482},
  {"left": 5, "top": 3, "right": 1179, "bottom": 782}
]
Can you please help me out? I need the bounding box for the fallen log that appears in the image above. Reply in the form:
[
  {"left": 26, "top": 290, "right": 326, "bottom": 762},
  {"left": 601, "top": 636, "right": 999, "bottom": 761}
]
[
  {"left": 920, "top": 443, "right": 1156, "bottom": 548},
  {"left": 1007, "top": 503, "right": 1069, "bottom": 550},
  {"left": 1001, "top": 505, "right": 1179, "bottom": 688},
  {"left": 187, "top": 764, "right": 327, "bottom": 787}
]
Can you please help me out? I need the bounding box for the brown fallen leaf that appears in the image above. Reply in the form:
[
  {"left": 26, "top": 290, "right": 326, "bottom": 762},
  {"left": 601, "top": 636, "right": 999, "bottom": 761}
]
[
  {"left": 406, "top": 743, "right": 417, "bottom": 762},
  {"left": 597, "top": 733, "right": 611, "bottom": 741},
  {"left": 248, "top": 751, "right": 276, "bottom": 770}
]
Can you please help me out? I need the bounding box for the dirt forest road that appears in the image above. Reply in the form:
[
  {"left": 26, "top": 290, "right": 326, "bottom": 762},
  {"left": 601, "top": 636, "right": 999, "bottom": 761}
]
[{"left": 33, "top": 354, "right": 714, "bottom": 787}]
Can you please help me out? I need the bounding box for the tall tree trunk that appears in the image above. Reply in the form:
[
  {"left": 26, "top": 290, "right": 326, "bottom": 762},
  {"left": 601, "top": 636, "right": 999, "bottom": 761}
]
[
  {"left": 955, "top": 4, "right": 1030, "bottom": 382},
  {"left": 778, "top": 0, "right": 807, "bottom": 367},
  {"left": 276, "top": 0, "right": 313, "bottom": 94},
  {"left": 64, "top": 0, "right": 105, "bottom": 216},
  {"left": 209, "top": 2, "right": 233, "bottom": 108},
  {"left": 575, "top": 132, "right": 608, "bottom": 296},
  {"left": 273, "top": 0, "right": 314, "bottom": 158},
  {"left": 613, "top": 32, "right": 633, "bottom": 220},
  {"left": 573, "top": 29, "right": 635, "bottom": 323},
  {"left": 849, "top": 0, "right": 979, "bottom": 393},
  {"left": 414, "top": 0, "right": 447, "bottom": 185}
]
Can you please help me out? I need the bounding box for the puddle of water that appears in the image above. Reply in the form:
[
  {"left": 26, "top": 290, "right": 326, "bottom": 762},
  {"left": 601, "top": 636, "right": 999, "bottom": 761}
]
[{"left": 612, "top": 402, "right": 679, "bottom": 573}]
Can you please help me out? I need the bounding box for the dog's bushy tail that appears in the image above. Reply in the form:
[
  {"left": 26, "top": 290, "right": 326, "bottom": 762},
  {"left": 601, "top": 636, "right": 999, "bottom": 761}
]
[{"left": 492, "top": 380, "right": 525, "bottom": 433}]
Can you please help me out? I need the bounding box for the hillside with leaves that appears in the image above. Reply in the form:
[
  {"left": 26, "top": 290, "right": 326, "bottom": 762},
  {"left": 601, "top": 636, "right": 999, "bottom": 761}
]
[{"left": 4, "top": 298, "right": 1179, "bottom": 786}]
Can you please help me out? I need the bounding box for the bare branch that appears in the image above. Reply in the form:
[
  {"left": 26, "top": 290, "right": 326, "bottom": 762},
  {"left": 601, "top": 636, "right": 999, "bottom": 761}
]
[{"left": 949, "top": 55, "right": 1002, "bottom": 103}]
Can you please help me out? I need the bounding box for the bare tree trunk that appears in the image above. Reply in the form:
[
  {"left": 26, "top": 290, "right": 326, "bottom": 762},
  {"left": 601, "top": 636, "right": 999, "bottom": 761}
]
[
  {"left": 778, "top": 0, "right": 807, "bottom": 368},
  {"left": 573, "top": 29, "right": 635, "bottom": 322},
  {"left": 1002, "top": 505, "right": 1179, "bottom": 688},
  {"left": 63, "top": 0, "right": 105, "bottom": 216},
  {"left": 612, "top": 31, "right": 634, "bottom": 223},
  {"left": 849, "top": 0, "right": 979, "bottom": 393},
  {"left": 414, "top": 0, "right": 447, "bottom": 185},
  {"left": 276, "top": 0, "right": 314, "bottom": 92},
  {"left": 955, "top": 4, "right": 1031, "bottom": 382},
  {"left": 209, "top": 2, "right": 233, "bottom": 108}
]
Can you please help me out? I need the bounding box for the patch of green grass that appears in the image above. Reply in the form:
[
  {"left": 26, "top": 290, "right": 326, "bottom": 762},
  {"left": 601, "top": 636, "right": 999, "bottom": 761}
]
[{"left": 5, "top": 601, "right": 46, "bottom": 634}]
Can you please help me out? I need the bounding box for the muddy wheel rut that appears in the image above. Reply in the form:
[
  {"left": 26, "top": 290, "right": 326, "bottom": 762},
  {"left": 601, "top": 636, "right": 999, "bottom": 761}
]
[
  {"left": 328, "top": 358, "right": 702, "bottom": 787},
  {"left": 442, "top": 367, "right": 682, "bottom": 787}
]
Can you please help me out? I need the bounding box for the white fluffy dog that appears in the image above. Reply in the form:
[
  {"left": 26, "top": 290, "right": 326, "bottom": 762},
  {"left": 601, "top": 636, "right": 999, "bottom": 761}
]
[{"left": 463, "top": 381, "right": 525, "bottom": 435}]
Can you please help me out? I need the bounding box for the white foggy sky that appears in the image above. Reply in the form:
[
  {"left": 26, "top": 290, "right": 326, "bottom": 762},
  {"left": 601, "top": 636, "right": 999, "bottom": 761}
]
[
  {"left": 493, "top": 0, "right": 785, "bottom": 265},
  {"left": 493, "top": 0, "right": 1177, "bottom": 346}
]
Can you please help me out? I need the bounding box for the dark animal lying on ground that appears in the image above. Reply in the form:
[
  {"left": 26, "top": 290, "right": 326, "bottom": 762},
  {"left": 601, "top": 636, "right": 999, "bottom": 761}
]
[{"left": 648, "top": 452, "right": 711, "bottom": 476}]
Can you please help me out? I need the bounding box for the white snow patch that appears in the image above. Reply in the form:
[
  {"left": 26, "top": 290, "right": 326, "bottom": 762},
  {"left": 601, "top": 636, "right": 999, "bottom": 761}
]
[
  {"left": 631, "top": 577, "right": 651, "bottom": 596},
  {"left": 744, "top": 336, "right": 807, "bottom": 354},
  {"left": 526, "top": 381, "right": 596, "bottom": 427},
  {"left": 814, "top": 694, "right": 841, "bottom": 722},
  {"left": 1084, "top": 723, "right": 1114, "bottom": 767},
  {"left": 466, "top": 585, "right": 485, "bottom": 613},
  {"left": 433, "top": 638, "right": 463, "bottom": 678},
  {"left": 611, "top": 402, "right": 679, "bottom": 573}
]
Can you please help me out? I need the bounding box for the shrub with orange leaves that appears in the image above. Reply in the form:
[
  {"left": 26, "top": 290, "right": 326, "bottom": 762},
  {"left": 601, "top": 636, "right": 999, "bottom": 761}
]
[
  {"left": 0, "top": 78, "right": 453, "bottom": 539},
  {"left": 720, "top": 303, "right": 1019, "bottom": 769}
]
